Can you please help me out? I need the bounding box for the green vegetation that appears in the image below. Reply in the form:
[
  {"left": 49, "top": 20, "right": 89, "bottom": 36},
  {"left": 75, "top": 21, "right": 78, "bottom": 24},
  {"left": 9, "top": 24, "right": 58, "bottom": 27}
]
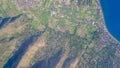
[
  {"left": 40, "top": 11, "right": 51, "bottom": 25},
  {"left": 0, "top": 0, "right": 119, "bottom": 68},
  {"left": 58, "top": 19, "right": 66, "bottom": 27},
  {"left": 0, "top": 4, "right": 8, "bottom": 17},
  {"left": 30, "top": 21, "right": 40, "bottom": 29}
]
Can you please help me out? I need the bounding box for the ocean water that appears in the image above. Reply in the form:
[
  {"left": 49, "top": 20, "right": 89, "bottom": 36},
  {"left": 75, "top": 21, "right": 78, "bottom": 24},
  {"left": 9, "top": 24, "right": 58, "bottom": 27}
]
[{"left": 100, "top": 0, "right": 120, "bottom": 41}]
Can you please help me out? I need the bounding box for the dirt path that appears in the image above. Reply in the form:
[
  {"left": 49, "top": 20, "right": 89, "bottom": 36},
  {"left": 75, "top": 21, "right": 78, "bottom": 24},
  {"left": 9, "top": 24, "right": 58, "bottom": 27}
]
[
  {"left": 56, "top": 40, "right": 69, "bottom": 68},
  {"left": 70, "top": 50, "right": 85, "bottom": 68},
  {"left": 17, "top": 33, "right": 47, "bottom": 68},
  {"left": 56, "top": 54, "right": 68, "bottom": 68}
]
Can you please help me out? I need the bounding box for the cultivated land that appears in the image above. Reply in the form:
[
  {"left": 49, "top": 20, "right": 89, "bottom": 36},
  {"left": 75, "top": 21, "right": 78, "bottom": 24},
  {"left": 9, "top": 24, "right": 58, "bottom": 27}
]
[{"left": 0, "top": 0, "right": 120, "bottom": 68}]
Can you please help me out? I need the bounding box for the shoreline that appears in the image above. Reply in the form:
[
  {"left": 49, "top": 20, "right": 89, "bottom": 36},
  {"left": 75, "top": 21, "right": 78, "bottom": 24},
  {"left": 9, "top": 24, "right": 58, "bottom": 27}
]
[{"left": 98, "top": 0, "right": 120, "bottom": 43}]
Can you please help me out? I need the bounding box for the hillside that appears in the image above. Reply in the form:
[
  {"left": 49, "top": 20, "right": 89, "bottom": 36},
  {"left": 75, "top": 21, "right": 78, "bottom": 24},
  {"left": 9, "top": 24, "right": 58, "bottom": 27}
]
[{"left": 0, "top": 0, "right": 120, "bottom": 68}]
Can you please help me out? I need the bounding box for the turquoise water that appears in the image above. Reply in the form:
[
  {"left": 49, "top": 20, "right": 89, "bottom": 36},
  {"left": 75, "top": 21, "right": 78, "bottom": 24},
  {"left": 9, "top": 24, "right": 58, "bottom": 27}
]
[{"left": 100, "top": 0, "right": 120, "bottom": 41}]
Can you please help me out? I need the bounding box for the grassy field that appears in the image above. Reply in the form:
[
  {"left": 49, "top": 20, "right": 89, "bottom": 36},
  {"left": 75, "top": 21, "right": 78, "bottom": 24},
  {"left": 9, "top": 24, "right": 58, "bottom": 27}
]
[{"left": 0, "top": 0, "right": 119, "bottom": 68}]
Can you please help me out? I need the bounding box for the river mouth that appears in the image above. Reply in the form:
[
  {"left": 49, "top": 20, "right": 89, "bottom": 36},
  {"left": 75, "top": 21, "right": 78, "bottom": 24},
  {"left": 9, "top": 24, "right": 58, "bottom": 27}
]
[{"left": 100, "top": 0, "right": 120, "bottom": 42}]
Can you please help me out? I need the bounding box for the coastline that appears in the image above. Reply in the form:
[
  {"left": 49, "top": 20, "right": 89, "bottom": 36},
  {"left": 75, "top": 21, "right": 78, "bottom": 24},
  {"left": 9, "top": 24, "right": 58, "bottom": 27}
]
[{"left": 98, "top": 0, "right": 120, "bottom": 43}]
